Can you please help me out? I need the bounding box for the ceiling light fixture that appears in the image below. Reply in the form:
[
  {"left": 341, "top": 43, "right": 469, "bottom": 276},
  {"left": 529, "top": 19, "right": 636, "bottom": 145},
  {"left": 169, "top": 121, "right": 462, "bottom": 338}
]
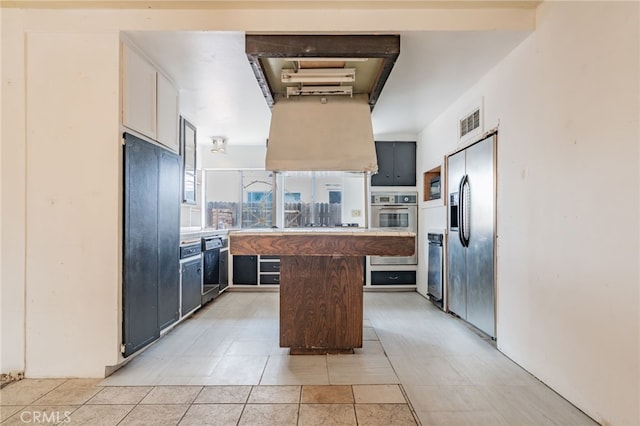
[
  {"left": 281, "top": 68, "right": 356, "bottom": 84},
  {"left": 210, "top": 136, "right": 227, "bottom": 154}
]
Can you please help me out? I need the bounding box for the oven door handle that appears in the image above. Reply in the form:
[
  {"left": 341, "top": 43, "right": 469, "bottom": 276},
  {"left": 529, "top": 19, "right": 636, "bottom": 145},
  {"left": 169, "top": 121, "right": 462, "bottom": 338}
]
[{"left": 377, "top": 208, "right": 411, "bottom": 216}]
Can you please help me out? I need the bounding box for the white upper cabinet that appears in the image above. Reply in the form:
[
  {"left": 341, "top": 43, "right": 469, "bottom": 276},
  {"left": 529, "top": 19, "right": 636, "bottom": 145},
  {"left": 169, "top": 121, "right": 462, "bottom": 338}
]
[
  {"left": 122, "top": 43, "right": 179, "bottom": 153},
  {"left": 122, "top": 44, "right": 157, "bottom": 139},
  {"left": 156, "top": 72, "right": 179, "bottom": 152}
]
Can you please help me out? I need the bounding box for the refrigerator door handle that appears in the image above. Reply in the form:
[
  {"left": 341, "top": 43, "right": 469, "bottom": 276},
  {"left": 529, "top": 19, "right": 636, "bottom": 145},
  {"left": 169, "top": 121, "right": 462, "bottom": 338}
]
[
  {"left": 457, "top": 175, "right": 465, "bottom": 247},
  {"left": 458, "top": 174, "right": 470, "bottom": 247}
]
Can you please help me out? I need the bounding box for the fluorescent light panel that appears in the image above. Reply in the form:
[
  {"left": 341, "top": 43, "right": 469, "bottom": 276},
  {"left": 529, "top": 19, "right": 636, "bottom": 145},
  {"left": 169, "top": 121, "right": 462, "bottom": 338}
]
[
  {"left": 281, "top": 68, "right": 356, "bottom": 84},
  {"left": 286, "top": 86, "right": 353, "bottom": 97},
  {"left": 283, "top": 58, "right": 368, "bottom": 62}
]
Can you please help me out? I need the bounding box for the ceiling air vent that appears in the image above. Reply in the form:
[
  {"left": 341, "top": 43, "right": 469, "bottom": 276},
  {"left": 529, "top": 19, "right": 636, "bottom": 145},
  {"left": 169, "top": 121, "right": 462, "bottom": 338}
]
[{"left": 460, "top": 108, "right": 480, "bottom": 138}]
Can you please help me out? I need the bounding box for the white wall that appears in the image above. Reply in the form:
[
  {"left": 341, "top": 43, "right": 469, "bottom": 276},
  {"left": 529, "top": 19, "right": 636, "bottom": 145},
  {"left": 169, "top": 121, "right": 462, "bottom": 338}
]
[
  {"left": 205, "top": 171, "right": 242, "bottom": 203},
  {"left": 200, "top": 145, "right": 266, "bottom": 170},
  {"left": 24, "top": 32, "right": 121, "bottom": 376},
  {"left": 0, "top": 10, "right": 28, "bottom": 375},
  {"left": 416, "top": 2, "right": 639, "bottom": 425}
]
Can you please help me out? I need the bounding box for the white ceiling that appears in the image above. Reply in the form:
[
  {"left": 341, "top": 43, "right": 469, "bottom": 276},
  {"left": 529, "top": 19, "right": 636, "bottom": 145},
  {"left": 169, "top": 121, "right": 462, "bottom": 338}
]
[{"left": 126, "top": 30, "right": 531, "bottom": 146}]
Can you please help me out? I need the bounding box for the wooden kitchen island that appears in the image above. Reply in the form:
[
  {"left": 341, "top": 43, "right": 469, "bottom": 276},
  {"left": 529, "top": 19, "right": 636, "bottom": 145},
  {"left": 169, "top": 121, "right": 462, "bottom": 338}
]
[{"left": 229, "top": 228, "right": 415, "bottom": 354}]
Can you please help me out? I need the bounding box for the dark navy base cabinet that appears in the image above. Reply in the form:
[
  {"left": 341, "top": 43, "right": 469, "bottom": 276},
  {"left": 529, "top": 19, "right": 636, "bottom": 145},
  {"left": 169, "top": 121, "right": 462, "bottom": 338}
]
[
  {"left": 233, "top": 255, "right": 258, "bottom": 285},
  {"left": 181, "top": 257, "right": 202, "bottom": 315}
]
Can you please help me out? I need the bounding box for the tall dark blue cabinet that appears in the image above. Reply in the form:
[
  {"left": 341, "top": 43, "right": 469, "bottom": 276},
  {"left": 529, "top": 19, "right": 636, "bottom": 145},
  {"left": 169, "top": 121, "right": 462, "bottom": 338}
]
[{"left": 123, "top": 133, "right": 181, "bottom": 357}]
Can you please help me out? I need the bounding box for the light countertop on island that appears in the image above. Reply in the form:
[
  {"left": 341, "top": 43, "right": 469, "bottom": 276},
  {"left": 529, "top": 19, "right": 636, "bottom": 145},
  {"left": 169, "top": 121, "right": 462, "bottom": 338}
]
[{"left": 229, "top": 227, "right": 415, "bottom": 236}]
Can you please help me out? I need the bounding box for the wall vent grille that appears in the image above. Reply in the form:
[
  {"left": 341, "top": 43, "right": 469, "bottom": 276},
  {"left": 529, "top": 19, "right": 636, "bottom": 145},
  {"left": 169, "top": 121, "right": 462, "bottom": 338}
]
[{"left": 460, "top": 108, "right": 480, "bottom": 138}]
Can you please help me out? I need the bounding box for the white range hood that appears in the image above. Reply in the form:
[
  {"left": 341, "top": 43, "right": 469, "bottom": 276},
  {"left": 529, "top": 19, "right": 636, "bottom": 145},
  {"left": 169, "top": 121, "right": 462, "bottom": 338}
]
[{"left": 265, "top": 94, "right": 378, "bottom": 172}]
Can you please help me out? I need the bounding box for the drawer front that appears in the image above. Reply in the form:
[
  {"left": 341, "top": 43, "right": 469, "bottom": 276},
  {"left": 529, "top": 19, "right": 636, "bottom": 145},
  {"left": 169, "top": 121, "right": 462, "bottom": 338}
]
[
  {"left": 260, "top": 262, "right": 280, "bottom": 273},
  {"left": 261, "top": 255, "right": 280, "bottom": 260},
  {"left": 371, "top": 270, "right": 416, "bottom": 285},
  {"left": 260, "top": 274, "right": 280, "bottom": 284}
]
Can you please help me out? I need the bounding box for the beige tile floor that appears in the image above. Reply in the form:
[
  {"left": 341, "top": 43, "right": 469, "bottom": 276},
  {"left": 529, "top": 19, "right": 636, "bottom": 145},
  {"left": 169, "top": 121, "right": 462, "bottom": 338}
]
[
  {"left": 0, "top": 383, "right": 414, "bottom": 425},
  {"left": 0, "top": 292, "right": 598, "bottom": 425}
]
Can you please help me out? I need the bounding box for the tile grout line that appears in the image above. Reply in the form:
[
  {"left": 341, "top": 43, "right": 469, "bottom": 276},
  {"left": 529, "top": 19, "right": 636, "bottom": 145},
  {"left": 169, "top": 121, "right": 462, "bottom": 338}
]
[
  {"left": 295, "top": 385, "right": 302, "bottom": 426},
  {"left": 234, "top": 386, "right": 251, "bottom": 426},
  {"left": 398, "top": 384, "right": 422, "bottom": 426},
  {"left": 28, "top": 378, "right": 69, "bottom": 406},
  {"left": 256, "top": 354, "right": 271, "bottom": 386},
  {"left": 18, "top": 379, "right": 89, "bottom": 422},
  {"left": 113, "top": 385, "right": 154, "bottom": 425},
  {"left": 351, "top": 385, "right": 360, "bottom": 425},
  {"left": 175, "top": 385, "right": 205, "bottom": 425}
]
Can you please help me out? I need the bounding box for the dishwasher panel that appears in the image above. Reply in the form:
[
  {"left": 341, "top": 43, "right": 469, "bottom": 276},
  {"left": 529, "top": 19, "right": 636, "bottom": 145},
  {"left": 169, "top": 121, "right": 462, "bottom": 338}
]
[
  {"left": 427, "top": 233, "right": 444, "bottom": 309},
  {"left": 179, "top": 242, "right": 202, "bottom": 316}
]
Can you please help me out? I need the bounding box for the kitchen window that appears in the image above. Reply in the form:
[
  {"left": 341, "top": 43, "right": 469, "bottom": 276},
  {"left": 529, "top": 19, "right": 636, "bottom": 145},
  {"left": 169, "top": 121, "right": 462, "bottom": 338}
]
[
  {"left": 203, "top": 170, "right": 275, "bottom": 229},
  {"left": 280, "top": 171, "right": 366, "bottom": 228},
  {"left": 204, "top": 170, "right": 366, "bottom": 229}
]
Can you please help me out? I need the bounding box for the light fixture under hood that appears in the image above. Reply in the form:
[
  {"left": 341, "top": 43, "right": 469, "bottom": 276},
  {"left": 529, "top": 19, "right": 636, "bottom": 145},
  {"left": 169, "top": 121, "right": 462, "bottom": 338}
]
[
  {"left": 265, "top": 94, "right": 377, "bottom": 172},
  {"left": 281, "top": 68, "right": 356, "bottom": 84},
  {"left": 286, "top": 86, "right": 353, "bottom": 97}
]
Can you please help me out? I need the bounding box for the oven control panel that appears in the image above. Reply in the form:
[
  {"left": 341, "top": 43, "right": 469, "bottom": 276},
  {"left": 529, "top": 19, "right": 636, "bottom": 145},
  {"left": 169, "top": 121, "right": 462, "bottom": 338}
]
[{"left": 371, "top": 193, "right": 417, "bottom": 205}]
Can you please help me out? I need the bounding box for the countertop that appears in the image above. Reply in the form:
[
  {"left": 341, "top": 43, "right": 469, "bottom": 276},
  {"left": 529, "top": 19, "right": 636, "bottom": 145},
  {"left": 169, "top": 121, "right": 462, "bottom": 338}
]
[
  {"left": 229, "top": 227, "right": 415, "bottom": 237},
  {"left": 180, "top": 227, "right": 231, "bottom": 244},
  {"left": 181, "top": 227, "right": 415, "bottom": 245}
]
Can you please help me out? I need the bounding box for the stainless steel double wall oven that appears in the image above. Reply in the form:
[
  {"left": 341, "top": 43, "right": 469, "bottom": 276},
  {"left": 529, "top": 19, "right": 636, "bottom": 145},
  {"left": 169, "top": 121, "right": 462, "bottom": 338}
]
[{"left": 370, "top": 192, "right": 418, "bottom": 265}]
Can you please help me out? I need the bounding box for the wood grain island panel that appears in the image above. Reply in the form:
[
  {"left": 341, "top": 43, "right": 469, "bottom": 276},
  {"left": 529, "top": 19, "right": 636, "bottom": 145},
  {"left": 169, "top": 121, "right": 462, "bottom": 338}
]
[
  {"left": 229, "top": 228, "right": 415, "bottom": 354},
  {"left": 230, "top": 230, "right": 415, "bottom": 257},
  {"left": 279, "top": 255, "right": 363, "bottom": 354}
]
